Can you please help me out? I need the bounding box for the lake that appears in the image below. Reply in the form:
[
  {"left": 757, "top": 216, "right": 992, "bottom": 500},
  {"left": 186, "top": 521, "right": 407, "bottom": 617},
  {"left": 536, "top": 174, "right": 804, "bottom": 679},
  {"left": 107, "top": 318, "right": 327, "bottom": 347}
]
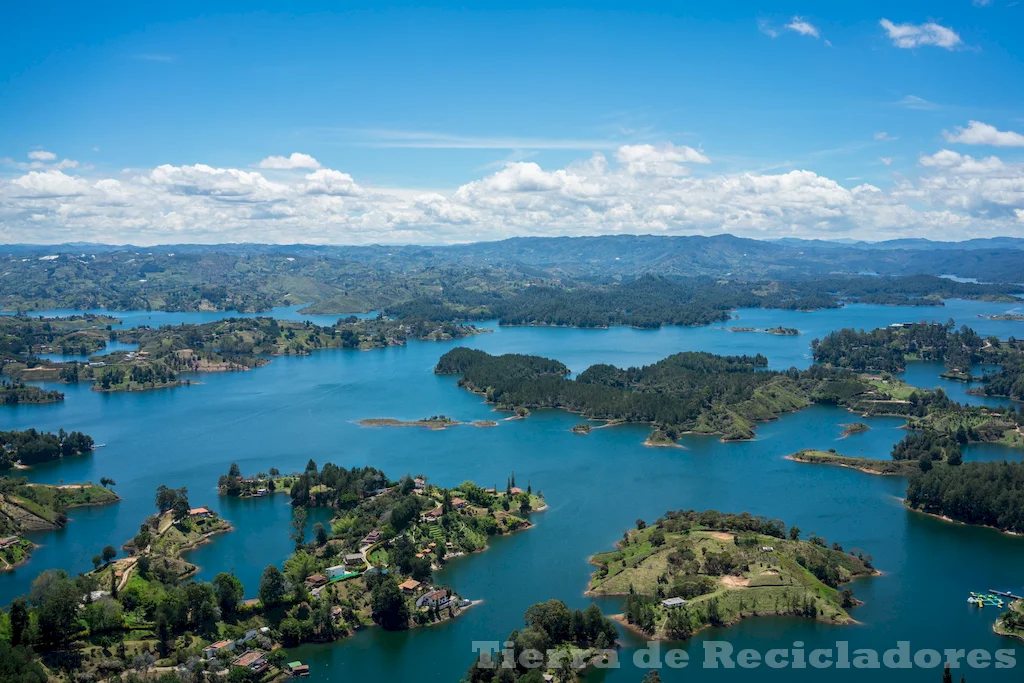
[{"left": 1, "top": 299, "right": 1023, "bottom": 682}]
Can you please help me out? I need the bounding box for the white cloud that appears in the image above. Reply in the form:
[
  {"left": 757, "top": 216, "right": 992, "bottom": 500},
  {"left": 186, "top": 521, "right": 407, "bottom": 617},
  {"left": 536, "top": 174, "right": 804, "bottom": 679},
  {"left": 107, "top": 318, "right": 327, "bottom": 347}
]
[
  {"left": 943, "top": 120, "right": 1024, "bottom": 147},
  {"left": 880, "top": 19, "right": 962, "bottom": 50},
  {"left": 258, "top": 152, "right": 322, "bottom": 170},
  {"left": 874, "top": 132, "right": 898, "bottom": 141},
  {"left": 757, "top": 19, "right": 780, "bottom": 38},
  {"left": 895, "top": 95, "right": 941, "bottom": 111},
  {"left": 880, "top": 157, "right": 893, "bottom": 166},
  {"left": 973, "top": 0, "right": 993, "bottom": 6},
  {"left": 28, "top": 150, "right": 57, "bottom": 162},
  {"left": 785, "top": 17, "right": 820, "bottom": 38},
  {"left": 303, "top": 169, "right": 363, "bottom": 196},
  {"left": 2, "top": 142, "right": 1023, "bottom": 244}
]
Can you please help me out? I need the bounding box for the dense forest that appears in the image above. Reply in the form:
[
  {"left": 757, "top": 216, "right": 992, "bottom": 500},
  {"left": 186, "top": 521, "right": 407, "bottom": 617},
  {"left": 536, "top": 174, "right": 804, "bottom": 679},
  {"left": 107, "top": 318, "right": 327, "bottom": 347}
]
[
  {"left": 436, "top": 348, "right": 874, "bottom": 441},
  {"left": 905, "top": 461, "right": 1024, "bottom": 534},
  {"left": 0, "top": 428, "right": 94, "bottom": 468},
  {"left": 462, "top": 599, "right": 619, "bottom": 683}
]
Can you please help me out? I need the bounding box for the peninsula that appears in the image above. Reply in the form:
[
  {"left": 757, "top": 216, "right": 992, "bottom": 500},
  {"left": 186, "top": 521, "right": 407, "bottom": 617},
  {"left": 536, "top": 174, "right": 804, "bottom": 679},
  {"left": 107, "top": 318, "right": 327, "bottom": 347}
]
[{"left": 587, "top": 510, "right": 877, "bottom": 640}]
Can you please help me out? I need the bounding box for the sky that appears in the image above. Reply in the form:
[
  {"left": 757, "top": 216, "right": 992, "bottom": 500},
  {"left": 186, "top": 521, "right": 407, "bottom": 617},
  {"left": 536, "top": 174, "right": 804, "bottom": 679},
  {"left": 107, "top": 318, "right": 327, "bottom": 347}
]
[{"left": 1, "top": 1, "right": 1023, "bottom": 245}]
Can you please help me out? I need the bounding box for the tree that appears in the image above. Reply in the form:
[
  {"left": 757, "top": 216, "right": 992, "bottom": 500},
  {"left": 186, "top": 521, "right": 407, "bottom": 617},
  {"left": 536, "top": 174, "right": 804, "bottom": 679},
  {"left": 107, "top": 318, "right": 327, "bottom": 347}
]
[
  {"left": 92, "top": 554, "right": 102, "bottom": 570},
  {"left": 258, "top": 565, "right": 287, "bottom": 607},
  {"left": 9, "top": 597, "right": 29, "bottom": 647},
  {"left": 102, "top": 544, "right": 117, "bottom": 564},
  {"left": 370, "top": 575, "right": 411, "bottom": 630},
  {"left": 214, "top": 572, "right": 244, "bottom": 618},
  {"left": 313, "top": 521, "right": 328, "bottom": 546},
  {"left": 35, "top": 573, "right": 81, "bottom": 643},
  {"left": 99, "top": 476, "right": 116, "bottom": 489},
  {"left": 290, "top": 506, "right": 308, "bottom": 548},
  {"left": 155, "top": 485, "right": 177, "bottom": 513},
  {"left": 228, "top": 462, "right": 242, "bottom": 478},
  {"left": 789, "top": 526, "right": 801, "bottom": 541},
  {"left": 0, "top": 641, "right": 48, "bottom": 683},
  {"left": 171, "top": 488, "right": 191, "bottom": 523}
]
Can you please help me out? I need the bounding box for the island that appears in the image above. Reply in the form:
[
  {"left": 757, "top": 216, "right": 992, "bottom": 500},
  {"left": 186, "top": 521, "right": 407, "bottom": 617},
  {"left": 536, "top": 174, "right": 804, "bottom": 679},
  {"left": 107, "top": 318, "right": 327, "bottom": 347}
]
[
  {"left": 905, "top": 461, "right": 1024, "bottom": 534},
  {"left": 462, "top": 599, "right": 620, "bottom": 683},
  {"left": 840, "top": 422, "right": 870, "bottom": 437},
  {"left": 218, "top": 462, "right": 545, "bottom": 641},
  {"left": 3, "top": 316, "right": 487, "bottom": 393},
  {"left": 571, "top": 423, "right": 593, "bottom": 434},
  {"left": 0, "top": 380, "right": 64, "bottom": 405},
  {"left": 981, "top": 314, "right": 1024, "bottom": 321},
  {"left": 996, "top": 600, "right": 1024, "bottom": 642},
  {"left": 587, "top": 510, "right": 877, "bottom": 640},
  {"left": 727, "top": 326, "right": 800, "bottom": 335},
  {"left": 357, "top": 415, "right": 498, "bottom": 430},
  {"left": 787, "top": 449, "right": 922, "bottom": 476},
  {"left": 0, "top": 428, "right": 96, "bottom": 469},
  {"left": 0, "top": 476, "right": 120, "bottom": 569}
]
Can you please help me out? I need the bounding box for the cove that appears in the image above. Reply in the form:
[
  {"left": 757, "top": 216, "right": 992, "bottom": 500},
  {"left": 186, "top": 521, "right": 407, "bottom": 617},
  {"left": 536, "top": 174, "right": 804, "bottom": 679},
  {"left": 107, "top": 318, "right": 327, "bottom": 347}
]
[{"left": 1, "top": 300, "right": 1023, "bottom": 682}]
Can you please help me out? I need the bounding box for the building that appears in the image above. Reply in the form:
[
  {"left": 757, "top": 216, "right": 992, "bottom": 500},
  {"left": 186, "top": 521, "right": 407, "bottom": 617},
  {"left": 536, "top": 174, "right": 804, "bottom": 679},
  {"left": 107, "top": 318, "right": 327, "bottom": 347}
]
[
  {"left": 416, "top": 589, "right": 452, "bottom": 609},
  {"left": 188, "top": 507, "right": 214, "bottom": 518},
  {"left": 661, "top": 597, "right": 687, "bottom": 609},
  {"left": 202, "top": 640, "right": 235, "bottom": 659},
  {"left": 421, "top": 507, "right": 443, "bottom": 521},
  {"left": 360, "top": 529, "right": 382, "bottom": 546},
  {"left": 510, "top": 487, "right": 523, "bottom": 495},
  {"left": 304, "top": 574, "right": 328, "bottom": 589},
  {"left": 0, "top": 536, "right": 20, "bottom": 550},
  {"left": 413, "top": 477, "right": 425, "bottom": 489},
  {"left": 760, "top": 546, "right": 775, "bottom": 553},
  {"left": 451, "top": 497, "right": 468, "bottom": 509},
  {"left": 399, "top": 579, "right": 422, "bottom": 594},
  {"left": 286, "top": 661, "right": 311, "bottom": 677},
  {"left": 344, "top": 553, "right": 365, "bottom": 568},
  {"left": 237, "top": 627, "right": 270, "bottom": 644},
  {"left": 231, "top": 651, "right": 269, "bottom": 674},
  {"left": 326, "top": 564, "right": 349, "bottom": 579}
]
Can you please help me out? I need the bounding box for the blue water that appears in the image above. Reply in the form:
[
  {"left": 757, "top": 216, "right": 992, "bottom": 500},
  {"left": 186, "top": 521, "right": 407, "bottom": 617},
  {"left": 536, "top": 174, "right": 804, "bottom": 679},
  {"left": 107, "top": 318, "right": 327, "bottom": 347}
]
[{"left": 2, "top": 299, "right": 1023, "bottom": 682}]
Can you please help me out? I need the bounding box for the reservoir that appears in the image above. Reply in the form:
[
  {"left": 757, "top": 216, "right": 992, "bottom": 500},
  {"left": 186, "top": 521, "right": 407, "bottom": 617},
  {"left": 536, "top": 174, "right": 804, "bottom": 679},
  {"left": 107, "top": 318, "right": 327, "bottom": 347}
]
[{"left": 2, "top": 298, "right": 1023, "bottom": 682}]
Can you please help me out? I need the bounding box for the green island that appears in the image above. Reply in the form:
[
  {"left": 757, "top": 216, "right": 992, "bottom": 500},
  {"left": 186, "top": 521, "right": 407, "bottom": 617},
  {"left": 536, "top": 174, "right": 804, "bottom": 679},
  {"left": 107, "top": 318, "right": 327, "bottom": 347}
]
[
  {"left": 905, "top": 460, "right": 1024, "bottom": 534},
  {"left": 813, "top": 321, "right": 1024, "bottom": 401},
  {"left": 996, "top": 600, "right": 1024, "bottom": 642},
  {"left": 357, "top": 415, "right": 498, "bottom": 430},
  {"left": 840, "top": 421, "right": 870, "bottom": 437},
  {"left": 587, "top": 510, "right": 877, "bottom": 640},
  {"left": 0, "top": 380, "right": 63, "bottom": 405},
  {"left": 788, "top": 449, "right": 922, "bottom": 476},
  {"left": 4, "top": 316, "right": 485, "bottom": 394},
  {"left": 981, "top": 314, "right": 1024, "bottom": 321},
  {"left": 0, "top": 476, "right": 119, "bottom": 569},
  {"left": 462, "top": 599, "right": 620, "bottom": 683},
  {"left": 727, "top": 326, "right": 800, "bottom": 335},
  {"left": 434, "top": 347, "right": 939, "bottom": 443},
  {"left": 0, "top": 428, "right": 96, "bottom": 469},
  {"left": 571, "top": 423, "right": 592, "bottom": 434}
]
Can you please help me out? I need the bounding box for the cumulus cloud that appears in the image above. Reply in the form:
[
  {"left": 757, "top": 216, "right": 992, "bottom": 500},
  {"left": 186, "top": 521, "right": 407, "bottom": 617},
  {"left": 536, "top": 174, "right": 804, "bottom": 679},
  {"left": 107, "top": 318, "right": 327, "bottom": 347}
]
[
  {"left": 303, "top": 169, "right": 364, "bottom": 196},
  {"left": 880, "top": 19, "right": 962, "bottom": 50},
  {"left": 785, "top": 17, "right": 820, "bottom": 38},
  {"left": 258, "top": 152, "right": 322, "bottom": 170},
  {"left": 943, "top": 120, "right": 1024, "bottom": 147},
  {"left": 28, "top": 150, "right": 57, "bottom": 162},
  {"left": 1, "top": 141, "right": 1022, "bottom": 244}
]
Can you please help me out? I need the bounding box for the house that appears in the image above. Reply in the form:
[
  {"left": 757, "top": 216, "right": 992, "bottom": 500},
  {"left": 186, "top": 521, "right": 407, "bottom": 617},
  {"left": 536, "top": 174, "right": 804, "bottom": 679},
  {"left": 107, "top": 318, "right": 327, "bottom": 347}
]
[
  {"left": 661, "top": 597, "right": 687, "bottom": 609},
  {"left": 344, "top": 553, "right": 365, "bottom": 568},
  {"left": 202, "top": 640, "right": 235, "bottom": 659},
  {"left": 416, "top": 589, "right": 452, "bottom": 609},
  {"left": 331, "top": 606, "right": 343, "bottom": 621},
  {"left": 399, "top": 579, "right": 421, "bottom": 594},
  {"left": 760, "top": 546, "right": 775, "bottom": 553},
  {"left": 0, "top": 536, "right": 20, "bottom": 550},
  {"left": 231, "top": 651, "right": 269, "bottom": 673},
  {"left": 413, "top": 477, "right": 425, "bottom": 489},
  {"left": 286, "top": 661, "right": 311, "bottom": 677},
  {"left": 237, "top": 627, "right": 270, "bottom": 644},
  {"left": 188, "top": 507, "right": 214, "bottom": 518},
  {"left": 360, "top": 530, "right": 382, "bottom": 546},
  {"left": 304, "top": 574, "right": 328, "bottom": 589},
  {"left": 484, "top": 488, "right": 497, "bottom": 495},
  {"left": 325, "top": 565, "right": 349, "bottom": 579},
  {"left": 451, "top": 497, "right": 468, "bottom": 509},
  {"left": 510, "top": 487, "right": 523, "bottom": 495},
  {"left": 421, "top": 507, "right": 443, "bottom": 521}
]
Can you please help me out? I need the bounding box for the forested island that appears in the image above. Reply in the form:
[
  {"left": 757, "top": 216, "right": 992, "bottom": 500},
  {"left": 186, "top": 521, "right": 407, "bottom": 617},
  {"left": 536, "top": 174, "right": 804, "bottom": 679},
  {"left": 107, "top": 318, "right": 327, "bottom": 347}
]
[
  {"left": 728, "top": 326, "right": 800, "bottom": 335},
  {"left": 0, "top": 380, "right": 63, "bottom": 405},
  {"left": 587, "top": 510, "right": 876, "bottom": 640},
  {"left": 905, "top": 461, "right": 1024, "bottom": 534},
  {"left": 216, "top": 462, "right": 544, "bottom": 643},
  {"left": 435, "top": 347, "right": 900, "bottom": 442},
  {"left": 3, "top": 316, "right": 484, "bottom": 394},
  {"left": 0, "top": 428, "right": 95, "bottom": 469},
  {"left": 358, "top": 415, "right": 498, "bottom": 430},
  {"left": 0, "top": 476, "right": 119, "bottom": 569},
  {"left": 462, "top": 599, "right": 620, "bottom": 683}
]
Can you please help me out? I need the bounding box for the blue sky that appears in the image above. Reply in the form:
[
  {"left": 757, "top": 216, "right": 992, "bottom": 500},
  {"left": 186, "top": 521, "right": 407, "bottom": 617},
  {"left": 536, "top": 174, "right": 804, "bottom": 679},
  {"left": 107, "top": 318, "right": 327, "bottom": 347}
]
[{"left": 1, "top": 1, "right": 1022, "bottom": 244}]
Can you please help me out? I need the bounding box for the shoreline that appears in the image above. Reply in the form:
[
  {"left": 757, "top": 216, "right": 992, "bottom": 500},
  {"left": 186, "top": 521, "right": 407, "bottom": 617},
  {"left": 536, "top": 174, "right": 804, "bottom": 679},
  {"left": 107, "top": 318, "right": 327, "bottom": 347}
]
[
  {"left": 784, "top": 453, "right": 911, "bottom": 477},
  {"left": 903, "top": 501, "right": 1023, "bottom": 537}
]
